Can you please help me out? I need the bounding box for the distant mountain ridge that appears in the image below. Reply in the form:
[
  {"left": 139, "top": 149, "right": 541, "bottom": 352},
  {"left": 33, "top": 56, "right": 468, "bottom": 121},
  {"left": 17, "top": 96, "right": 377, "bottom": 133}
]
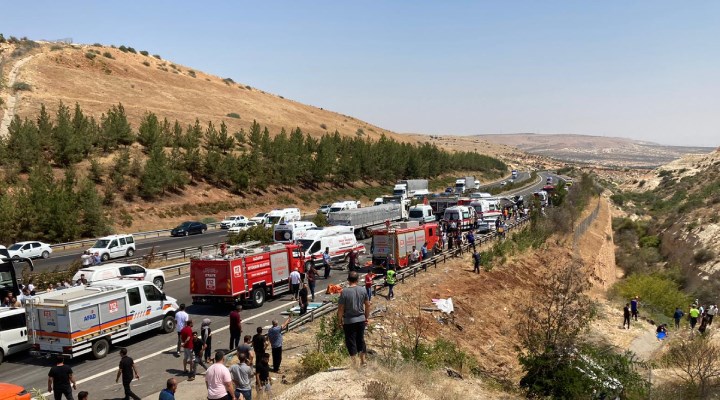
[{"left": 471, "top": 133, "right": 715, "bottom": 167}]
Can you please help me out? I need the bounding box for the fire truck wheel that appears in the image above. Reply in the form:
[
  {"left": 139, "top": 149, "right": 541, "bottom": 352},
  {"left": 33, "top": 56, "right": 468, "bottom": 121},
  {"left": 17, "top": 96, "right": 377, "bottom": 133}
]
[
  {"left": 251, "top": 287, "right": 266, "bottom": 308},
  {"left": 161, "top": 315, "right": 175, "bottom": 333},
  {"left": 92, "top": 338, "right": 109, "bottom": 359}
]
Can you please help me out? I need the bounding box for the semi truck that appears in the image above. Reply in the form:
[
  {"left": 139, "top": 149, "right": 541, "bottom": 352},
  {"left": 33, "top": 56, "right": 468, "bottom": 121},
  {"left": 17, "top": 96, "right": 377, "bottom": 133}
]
[
  {"left": 429, "top": 196, "right": 473, "bottom": 218},
  {"left": 328, "top": 203, "right": 406, "bottom": 239},
  {"left": 370, "top": 221, "right": 440, "bottom": 268},
  {"left": 191, "top": 243, "right": 304, "bottom": 308},
  {"left": 27, "top": 279, "right": 179, "bottom": 359},
  {"left": 393, "top": 179, "right": 429, "bottom": 200},
  {"left": 454, "top": 176, "right": 476, "bottom": 194}
]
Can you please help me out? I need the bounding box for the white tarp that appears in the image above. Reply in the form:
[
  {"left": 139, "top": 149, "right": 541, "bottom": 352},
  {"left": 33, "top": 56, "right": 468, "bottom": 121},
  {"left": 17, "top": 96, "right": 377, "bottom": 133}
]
[{"left": 432, "top": 298, "right": 454, "bottom": 314}]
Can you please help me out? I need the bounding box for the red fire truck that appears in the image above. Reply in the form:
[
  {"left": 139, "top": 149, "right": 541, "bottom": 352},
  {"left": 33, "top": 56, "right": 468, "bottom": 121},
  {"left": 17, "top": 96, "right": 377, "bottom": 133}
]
[
  {"left": 190, "top": 243, "right": 304, "bottom": 308},
  {"left": 370, "top": 221, "right": 440, "bottom": 268}
]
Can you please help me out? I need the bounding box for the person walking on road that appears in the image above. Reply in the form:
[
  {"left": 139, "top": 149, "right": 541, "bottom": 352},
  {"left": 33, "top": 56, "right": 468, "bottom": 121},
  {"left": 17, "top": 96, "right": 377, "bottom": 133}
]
[
  {"left": 115, "top": 348, "right": 141, "bottom": 400},
  {"left": 345, "top": 249, "right": 358, "bottom": 271},
  {"left": 229, "top": 353, "right": 254, "bottom": 400},
  {"left": 289, "top": 268, "right": 301, "bottom": 300},
  {"left": 323, "top": 247, "right": 332, "bottom": 279},
  {"left": 306, "top": 263, "right": 317, "bottom": 301},
  {"left": 174, "top": 304, "right": 189, "bottom": 357},
  {"left": 623, "top": 303, "right": 631, "bottom": 329},
  {"left": 298, "top": 282, "right": 309, "bottom": 315},
  {"left": 158, "top": 378, "right": 177, "bottom": 400},
  {"left": 229, "top": 305, "right": 242, "bottom": 351},
  {"left": 630, "top": 296, "right": 639, "bottom": 321},
  {"left": 673, "top": 307, "right": 685, "bottom": 330},
  {"left": 267, "top": 316, "right": 291, "bottom": 373},
  {"left": 205, "top": 351, "right": 236, "bottom": 400},
  {"left": 472, "top": 250, "right": 481, "bottom": 274},
  {"left": 192, "top": 332, "right": 209, "bottom": 371},
  {"left": 201, "top": 318, "right": 213, "bottom": 363},
  {"left": 181, "top": 319, "right": 196, "bottom": 380},
  {"left": 385, "top": 266, "right": 396, "bottom": 300},
  {"left": 337, "top": 271, "right": 371, "bottom": 367},
  {"left": 48, "top": 355, "right": 76, "bottom": 400}
]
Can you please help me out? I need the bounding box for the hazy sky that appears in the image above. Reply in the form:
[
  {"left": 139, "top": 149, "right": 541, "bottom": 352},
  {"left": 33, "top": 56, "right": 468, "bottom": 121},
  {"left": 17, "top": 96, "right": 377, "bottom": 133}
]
[{"left": 2, "top": 2, "right": 718, "bottom": 147}]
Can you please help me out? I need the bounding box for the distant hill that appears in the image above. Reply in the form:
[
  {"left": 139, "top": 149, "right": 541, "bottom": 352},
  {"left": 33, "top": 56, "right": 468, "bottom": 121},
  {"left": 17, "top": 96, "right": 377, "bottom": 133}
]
[
  {"left": 0, "top": 39, "right": 405, "bottom": 142},
  {"left": 468, "top": 133, "right": 715, "bottom": 167}
]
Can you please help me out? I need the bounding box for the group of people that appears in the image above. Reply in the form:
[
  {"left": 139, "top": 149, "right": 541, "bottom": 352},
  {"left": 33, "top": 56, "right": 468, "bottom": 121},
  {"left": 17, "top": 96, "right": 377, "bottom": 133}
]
[
  {"left": 80, "top": 250, "right": 102, "bottom": 267},
  {"left": 623, "top": 296, "right": 718, "bottom": 338}
]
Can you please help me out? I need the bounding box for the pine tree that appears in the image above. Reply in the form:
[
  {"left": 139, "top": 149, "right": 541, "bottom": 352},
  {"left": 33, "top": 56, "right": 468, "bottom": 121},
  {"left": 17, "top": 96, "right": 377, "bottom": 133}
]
[
  {"left": 139, "top": 145, "right": 169, "bottom": 199},
  {"left": 216, "top": 121, "right": 235, "bottom": 154},
  {"left": 7, "top": 116, "right": 41, "bottom": 172},
  {"left": 110, "top": 149, "right": 130, "bottom": 190},
  {"left": 99, "top": 103, "right": 133, "bottom": 151},
  {"left": 36, "top": 104, "right": 54, "bottom": 152},
  {"left": 137, "top": 112, "right": 163, "bottom": 152},
  {"left": 51, "top": 102, "right": 85, "bottom": 166},
  {"left": 77, "top": 178, "right": 109, "bottom": 237}
]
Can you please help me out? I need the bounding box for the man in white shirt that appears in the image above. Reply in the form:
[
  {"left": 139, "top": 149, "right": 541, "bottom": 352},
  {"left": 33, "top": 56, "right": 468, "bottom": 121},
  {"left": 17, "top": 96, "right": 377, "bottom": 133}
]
[
  {"left": 409, "top": 246, "right": 420, "bottom": 264},
  {"left": 174, "top": 304, "right": 189, "bottom": 357},
  {"left": 289, "top": 268, "right": 301, "bottom": 301}
]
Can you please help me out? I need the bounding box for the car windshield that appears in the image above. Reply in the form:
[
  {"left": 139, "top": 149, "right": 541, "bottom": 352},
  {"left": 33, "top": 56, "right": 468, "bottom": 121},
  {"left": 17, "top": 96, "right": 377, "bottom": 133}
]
[
  {"left": 409, "top": 210, "right": 424, "bottom": 218},
  {"left": 267, "top": 216, "right": 281, "bottom": 224},
  {"left": 254, "top": 213, "right": 265, "bottom": 218},
  {"left": 93, "top": 239, "right": 110, "bottom": 248},
  {"left": 179, "top": 222, "right": 192, "bottom": 228},
  {"left": 297, "top": 239, "right": 315, "bottom": 252},
  {"left": 8, "top": 244, "right": 23, "bottom": 250}
]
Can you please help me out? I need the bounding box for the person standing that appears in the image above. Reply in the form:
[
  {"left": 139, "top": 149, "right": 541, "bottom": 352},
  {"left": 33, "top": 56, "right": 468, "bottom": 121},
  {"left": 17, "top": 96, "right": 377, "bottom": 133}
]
[
  {"left": 174, "top": 304, "right": 189, "bottom": 357},
  {"left": 255, "top": 354, "right": 272, "bottom": 399},
  {"left": 298, "top": 282, "right": 309, "bottom": 315},
  {"left": 181, "top": 319, "right": 196, "bottom": 381},
  {"left": 251, "top": 327, "right": 267, "bottom": 369},
  {"left": 115, "top": 348, "right": 140, "bottom": 400},
  {"left": 229, "top": 305, "right": 242, "bottom": 351},
  {"left": 472, "top": 250, "right": 481, "bottom": 274},
  {"left": 689, "top": 304, "right": 701, "bottom": 331},
  {"left": 267, "top": 316, "right": 291, "bottom": 373},
  {"left": 205, "top": 351, "right": 236, "bottom": 400},
  {"left": 385, "top": 266, "right": 396, "bottom": 300},
  {"left": 409, "top": 246, "right": 419, "bottom": 265},
  {"left": 383, "top": 253, "right": 395, "bottom": 271},
  {"left": 48, "top": 355, "right": 76, "bottom": 400},
  {"left": 364, "top": 271, "right": 376, "bottom": 302},
  {"left": 323, "top": 247, "right": 331, "bottom": 279},
  {"left": 467, "top": 231, "right": 476, "bottom": 252},
  {"left": 192, "top": 332, "right": 209, "bottom": 371},
  {"left": 158, "top": 378, "right": 177, "bottom": 400},
  {"left": 673, "top": 307, "right": 685, "bottom": 330},
  {"left": 229, "top": 353, "right": 254, "bottom": 400},
  {"left": 289, "top": 268, "right": 301, "bottom": 300},
  {"left": 237, "top": 335, "right": 254, "bottom": 365},
  {"left": 201, "top": 318, "right": 213, "bottom": 363},
  {"left": 306, "top": 263, "right": 317, "bottom": 301},
  {"left": 346, "top": 249, "right": 358, "bottom": 271},
  {"left": 623, "top": 304, "right": 631, "bottom": 329},
  {"left": 707, "top": 305, "right": 717, "bottom": 326},
  {"left": 337, "top": 271, "right": 371, "bottom": 367},
  {"left": 630, "top": 296, "right": 639, "bottom": 321},
  {"left": 421, "top": 242, "right": 428, "bottom": 261}
]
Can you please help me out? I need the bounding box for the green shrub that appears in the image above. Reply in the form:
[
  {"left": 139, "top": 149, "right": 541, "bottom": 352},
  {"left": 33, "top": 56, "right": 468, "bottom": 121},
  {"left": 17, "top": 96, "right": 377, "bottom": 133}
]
[
  {"left": 93, "top": 42, "right": 102, "bottom": 47},
  {"left": 298, "top": 350, "right": 345, "bottom": 377},
  {"left": 188, "top": 70, "right": 196, "bottom": 78},
  {"left": 223, "top": 77, "right": 235, "bottom": 84},
  {"left": 102, "top": 52, "right": 113, "bottom": 59},
  {"left": 320, "top": 123, "right": 327, "bottom": 130},
  {"left": 127, "top": 47, "right": 137, "bottom": 54},
  {"left": 142, "top": 61, "right": 150, "bottom": 67},
  {"left": 227, "top": 225, "right": 273, "bottom": 245},
  {"left": 638, "top": 235, "right": 660, "bottom": 248},
  {"left": 50, "top": 44, "right": 63, "bottom": 51},
  {"left": 312, "top": 212, "right": 328, "bottom": 227},
  {"left": 693, "top": 248, "right": 715, "bottom": 264},
  {"left": 153, "top": 54, "right": 161, "bottom": 59},
  {"left": 140, "top": 50, "right": 149, "bottom": 56},
  {"left": 226, "top": 113, "right": 240, "bottom": 119},
  {"left": 85, "top": 52, "right": 96, "bottom": 60},
  {"left": 118, "top": 45, "right": 128, "bottom": 53},
  {"left": 12, "top": 82, "right": 31, "bottom": 91},
  {"left": 612, "top": 274, "right": 691, "bottom": 319}
]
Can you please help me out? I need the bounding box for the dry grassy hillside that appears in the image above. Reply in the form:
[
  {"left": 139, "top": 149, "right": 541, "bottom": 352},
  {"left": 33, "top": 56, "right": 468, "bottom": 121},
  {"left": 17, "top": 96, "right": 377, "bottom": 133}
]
[{"left": 1, "top": 40, "right": 406, "bottom": 142}]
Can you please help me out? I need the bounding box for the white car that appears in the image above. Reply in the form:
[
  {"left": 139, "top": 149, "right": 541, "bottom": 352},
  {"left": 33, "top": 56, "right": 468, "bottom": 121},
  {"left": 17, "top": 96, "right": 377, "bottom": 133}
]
[
  {"left": 228, "top": 221, "right": 258, "bottom": 234},
  {"left": 220, "top": 215, "right": 248, "bottom": 229},
  {"left": 249, "top": 212, "right": 268, "bottom": 224},
  {"left": 72, "top": 263, "right": 166, "bottom": 289},
  {"left": 7, "top": 241, "right": 53, "bottom": 259}
]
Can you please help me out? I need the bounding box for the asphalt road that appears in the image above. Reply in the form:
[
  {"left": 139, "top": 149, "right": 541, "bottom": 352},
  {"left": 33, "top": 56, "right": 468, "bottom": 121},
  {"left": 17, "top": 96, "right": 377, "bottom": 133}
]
[{"left": 1, "top": 172, "right": 554, "bottom": 395}]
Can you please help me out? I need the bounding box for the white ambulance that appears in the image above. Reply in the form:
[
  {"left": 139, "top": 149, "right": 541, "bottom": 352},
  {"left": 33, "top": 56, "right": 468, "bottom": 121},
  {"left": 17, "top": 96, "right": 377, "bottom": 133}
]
[
  {"left": 273, "top": 221, "right": 317, "bottom": 243},
  {"left": 27, "top": 279, "right": 178, "bottom": 359}
]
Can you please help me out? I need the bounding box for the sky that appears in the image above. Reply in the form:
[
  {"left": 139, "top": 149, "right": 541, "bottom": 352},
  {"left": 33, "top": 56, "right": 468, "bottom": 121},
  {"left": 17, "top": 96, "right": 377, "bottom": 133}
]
[{"left": 1, "top": 1, "right": 718, "bottom": 147}]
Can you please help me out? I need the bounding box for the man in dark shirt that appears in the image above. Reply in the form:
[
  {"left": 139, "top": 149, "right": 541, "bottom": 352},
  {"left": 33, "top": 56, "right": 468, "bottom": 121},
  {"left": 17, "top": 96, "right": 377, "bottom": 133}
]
[
  {"left": 115, "top": 348, "right": 140, "bottom": 400},
  {"left": 255, "top": 353, "right": 271, "bottom": 395},
  {"left": 237, "top": 335, "right": 254, "bottom": 365},
  {"left": 306, "top": 263, "right": 317, "bottom": 301},
  {"left": 191, "top": 332, "right": 208, "bottom": 371},
  {"left": 298, "top": 282, "right": 309, "bottom": 315},
  {"left": 229, "top": 305, "right": 242, "bottom": 350},
  {"left": 48, "top": 355, "right": 76, "bottom": 400},
  {"left": 472, "top": 250, "right": 481, "bottom": 274},
  {"left": 252, "top": 327, "right": 267, "bottom": 369}
]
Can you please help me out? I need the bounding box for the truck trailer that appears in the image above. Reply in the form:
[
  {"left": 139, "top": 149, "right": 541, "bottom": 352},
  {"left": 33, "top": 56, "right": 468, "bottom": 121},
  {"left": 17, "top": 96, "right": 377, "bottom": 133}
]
[{"left": 329, "top": 203, "right": 406, "bottom": 239}]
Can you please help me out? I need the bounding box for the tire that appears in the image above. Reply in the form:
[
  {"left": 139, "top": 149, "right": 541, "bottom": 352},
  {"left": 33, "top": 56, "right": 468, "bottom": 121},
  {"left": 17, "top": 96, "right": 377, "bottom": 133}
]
[
  {"left": 160, "top": 315, "right": 175, "bottom": 333},
  {"left": 202, "top": 228, "right": 207, "bottom": 234},
  {"left": 91, "top": 338, "right": 109, "bottom": 359},
  {"left": 250, "top": 287, "right": 266, "bottom": 308},
  {"left": 12, "top": 255, "right": 19, "bottom": 259},
  {"left": 185, "top": 231, "right": 189, "bottom": 237},
  {"left": 126, "top": 248, "right": 135, "bottom": 257},
  {"left": 153, "top": 277, "right": 164, "bottom": 289},
  {"left": 0, "top": 349, "right": 4, "bottom": 365},
  {"left": 41, "top": 251, "right": 50, "bottom": 259},
  {"left": 101, "top": 253, "right": 110, "bottom": 262}
]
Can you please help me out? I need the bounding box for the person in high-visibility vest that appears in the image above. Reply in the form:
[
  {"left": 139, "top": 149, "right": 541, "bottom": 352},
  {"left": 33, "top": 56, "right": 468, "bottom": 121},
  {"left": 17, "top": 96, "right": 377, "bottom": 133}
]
[{"left": 385, "top": 266, "right": 397, "bottom": 300}]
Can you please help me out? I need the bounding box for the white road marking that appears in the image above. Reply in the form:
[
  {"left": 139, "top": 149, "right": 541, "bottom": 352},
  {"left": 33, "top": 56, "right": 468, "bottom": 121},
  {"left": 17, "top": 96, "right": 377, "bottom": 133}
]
[
  {"left": 165, "top": 275, "right": 189, "bottom": 283},
  {"left": 41, "top": 299, "right": 295, "bottom": 397}
]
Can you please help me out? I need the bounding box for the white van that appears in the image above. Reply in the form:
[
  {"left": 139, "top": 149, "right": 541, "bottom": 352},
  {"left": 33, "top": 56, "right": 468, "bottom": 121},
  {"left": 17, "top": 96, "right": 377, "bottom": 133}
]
[
  {"left": 408, "top": 205, "right": 435, "bottom": 224},
  {"left": 72, "top": 263, "right": 166, "bottom": 289},
  {"left": 265, "top": 208, "right": 302, "bottom": 227},
  {"left": 0, "top": 307, "right": 31, "bottom": 364},
  {"left": 373, "top": 197, "right": 384, "bottom": 206},
  {"left": 443, "top": 206, "right": 477, "bottom": 231},
  {"left": 87, "top": 234, "right": 135, "bottom": 262},
  {"left": 297, "top": 233, "right": 365, "bottom": 269},
  {"left": 329, "top": 201, "right": 359, "bottom": 213},
  {"left": 273, "top": 221, "right": 317, "bottom": 243}
]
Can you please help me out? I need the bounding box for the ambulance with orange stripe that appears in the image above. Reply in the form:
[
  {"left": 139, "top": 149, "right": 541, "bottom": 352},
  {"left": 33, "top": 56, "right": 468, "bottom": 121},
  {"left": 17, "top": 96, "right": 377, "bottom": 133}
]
[{"left": 27, "top": 279, "right": 178, "bottom": 360}]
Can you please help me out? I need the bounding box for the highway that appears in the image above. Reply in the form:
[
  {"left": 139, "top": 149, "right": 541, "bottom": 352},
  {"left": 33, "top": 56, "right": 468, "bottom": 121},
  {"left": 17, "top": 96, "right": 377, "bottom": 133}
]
[{"left": 0, "top": 172, "right": 553, "bottom": 396}]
